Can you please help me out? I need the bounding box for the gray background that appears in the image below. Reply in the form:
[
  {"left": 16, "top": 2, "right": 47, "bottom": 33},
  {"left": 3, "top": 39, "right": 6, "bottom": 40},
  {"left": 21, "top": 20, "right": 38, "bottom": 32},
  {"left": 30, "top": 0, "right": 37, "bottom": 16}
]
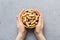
[{"left": 0, "top": 0, "right": 60, "bottom": 40}]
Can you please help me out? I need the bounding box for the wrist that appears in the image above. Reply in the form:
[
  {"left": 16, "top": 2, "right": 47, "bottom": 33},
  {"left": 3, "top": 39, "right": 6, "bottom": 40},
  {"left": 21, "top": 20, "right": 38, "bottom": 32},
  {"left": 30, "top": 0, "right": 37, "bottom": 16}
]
[
  {"left": 16, "top": 32, "right": 26, "bottom": 40},
  {"left": 35, "top": 32, "right": 46, "bottom": 40},
  {"left": 38, "top": 33, "right": 46, "bottom": 40},
  {"left": 16, "top": 32, "right": 24, "bottom": 40},
  {"left": 34, "top": 30, "right": 42, "bottom": 36}
]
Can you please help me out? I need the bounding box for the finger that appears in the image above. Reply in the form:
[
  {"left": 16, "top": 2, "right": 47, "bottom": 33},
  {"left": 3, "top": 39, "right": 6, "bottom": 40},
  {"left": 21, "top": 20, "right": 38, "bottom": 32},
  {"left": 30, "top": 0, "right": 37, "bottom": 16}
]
[
  {"left": 35, "top": 16, "right": 43, "bottom": 31},
  {"left": 34, "top": 8, "right": 42, "bottom": 16},
  {"left": 17, "top": 9, "right": 25, "bottom": 17},
  {"left": 36, "top": 13, "right": 43, "bottom": 28},
  {"left": 16, "top": 9, "right": 25, "bottom": 21},
  {"left": 38, "top": 15, "right": 43, "bottom": 28},
  {"left": 16, "top": 16, "right": 21, "bottom": 27},
  {"left": 37, "top": 16, "right": 42, "bottom": 26},
  {"left": 17, "top": 9, "right": 26, "bottom": 23},
  {"left": 36, "top": 9, "right": 43, "bottom": 24},
  {"left": 16, "top": 16, "right": 20, "bottom": 23},
  {"left": 17, "top": 17, "right": 23, "bottom": 26},
  {"left": 16, "top": 18, "right": 20, "bottom": 28},
  {"left": 39, "top": 14, "right": 43, "bottom": 24},
  {"left": 17, "top": 15, "right": 25, "bottom": 27},
  {"left": 16, "top": 9, "right": 25, "bottom": 20}
]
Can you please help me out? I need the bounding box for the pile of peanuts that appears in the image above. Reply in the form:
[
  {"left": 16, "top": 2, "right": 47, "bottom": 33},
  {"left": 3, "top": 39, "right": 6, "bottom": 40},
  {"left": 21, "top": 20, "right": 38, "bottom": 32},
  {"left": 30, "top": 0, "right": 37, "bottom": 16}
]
[{"left": 21, "top": 9, "right": 39, "bottom": 28}]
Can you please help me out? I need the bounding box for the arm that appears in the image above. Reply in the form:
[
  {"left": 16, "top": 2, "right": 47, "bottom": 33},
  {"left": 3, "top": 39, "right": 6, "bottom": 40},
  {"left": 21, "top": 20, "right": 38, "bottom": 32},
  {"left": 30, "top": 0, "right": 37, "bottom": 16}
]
[
  {"left": 34, "top": 9, "right": 46, "bottom": 40},
  {"left": 35, "top": 32, "right": 46, "bottom": 40},
  {"left": 16, "top": 9, "right": 27, "bottom": 40},
  {"left": 16, "top": 32, "right": 26, "bottom": 40},
  {"left": 16, "top": 32, "right": 24, "bottom": 40}
]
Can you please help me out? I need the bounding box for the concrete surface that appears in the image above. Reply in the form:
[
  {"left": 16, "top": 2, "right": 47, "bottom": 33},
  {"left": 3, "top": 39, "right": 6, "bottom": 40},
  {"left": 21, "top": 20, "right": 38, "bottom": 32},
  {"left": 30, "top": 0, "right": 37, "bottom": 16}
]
[{"left": 0, "top": 0, "right": 60, "bottom": 40}]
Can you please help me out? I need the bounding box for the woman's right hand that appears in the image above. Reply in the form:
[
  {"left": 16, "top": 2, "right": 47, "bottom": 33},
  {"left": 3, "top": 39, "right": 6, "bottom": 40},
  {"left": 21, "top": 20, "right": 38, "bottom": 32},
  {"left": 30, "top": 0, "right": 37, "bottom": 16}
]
[{"left": 34, "top": 9, "right": 46, "bottom": 40}]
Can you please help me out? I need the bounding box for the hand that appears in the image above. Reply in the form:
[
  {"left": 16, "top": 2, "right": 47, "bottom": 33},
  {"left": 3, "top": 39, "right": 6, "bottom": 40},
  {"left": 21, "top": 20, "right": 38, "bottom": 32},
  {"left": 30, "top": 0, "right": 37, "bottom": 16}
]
[
  {"left": 34, "top": 9, "right": 46, "bottom": 40},
  {"left": 16, "top": 9, "right": 27, "bottom": 40}
]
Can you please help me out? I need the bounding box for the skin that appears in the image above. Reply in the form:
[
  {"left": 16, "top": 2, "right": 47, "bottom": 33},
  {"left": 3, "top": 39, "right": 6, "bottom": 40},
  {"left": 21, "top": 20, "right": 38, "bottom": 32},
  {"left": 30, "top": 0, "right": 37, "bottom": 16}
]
[
  {"left": 16, "top": 9, "right": 27, "bottom": 40},
  {"left": 16, "top": 9, "right": 46, "bottom": 40},
  {"left": 34, "top": 9, "right": 46, "bottom": 40}
]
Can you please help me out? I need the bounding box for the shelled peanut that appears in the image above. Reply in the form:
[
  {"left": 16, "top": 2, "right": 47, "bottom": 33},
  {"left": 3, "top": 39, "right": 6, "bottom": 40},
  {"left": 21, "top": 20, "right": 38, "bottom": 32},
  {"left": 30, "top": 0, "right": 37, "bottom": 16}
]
[{"left": 21, "top": 9, "right": 39, "bottom": 28}]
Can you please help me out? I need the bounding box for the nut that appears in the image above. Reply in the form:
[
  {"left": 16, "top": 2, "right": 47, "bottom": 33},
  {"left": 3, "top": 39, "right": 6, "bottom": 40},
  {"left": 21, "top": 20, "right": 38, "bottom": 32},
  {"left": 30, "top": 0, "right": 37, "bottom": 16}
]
[{"left": 21, "top": 9, "right": 39, "bottom": 28}]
